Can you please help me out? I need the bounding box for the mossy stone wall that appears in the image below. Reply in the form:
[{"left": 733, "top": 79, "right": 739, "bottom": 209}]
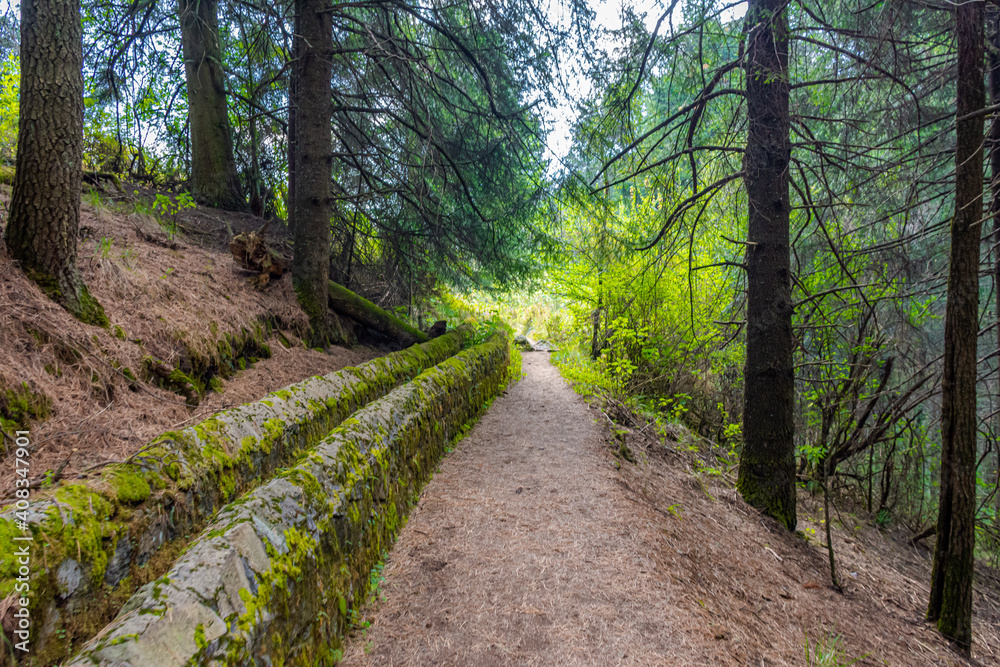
[
  {"left": 66, "top": 331, "right": 510, "bottom": 667},
  {"left": 0, "top": 330, "right": 466, "bottom": 666}
]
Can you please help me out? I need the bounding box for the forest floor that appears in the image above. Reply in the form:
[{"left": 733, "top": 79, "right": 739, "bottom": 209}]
[
  {"left": 0, "top": 184, "right": 376, "bottom": 501},
  {"left": 340, "top": 352, "right": 1000, "bottom": 666}
]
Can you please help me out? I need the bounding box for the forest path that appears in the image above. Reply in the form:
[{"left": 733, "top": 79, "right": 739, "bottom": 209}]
[{"left": 340, "top": 352, "right": 700, "bottom": 666}]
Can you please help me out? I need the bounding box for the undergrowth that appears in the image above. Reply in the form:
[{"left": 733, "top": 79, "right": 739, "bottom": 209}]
[{"left": 804, "top": 630, "right": 870, "bottom": 666}]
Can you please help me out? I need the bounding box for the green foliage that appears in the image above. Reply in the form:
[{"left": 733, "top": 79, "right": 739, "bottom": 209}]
[
  {"left": 95, "top": 236, "right": 114, "bottom": 259},
  {"left": 0, "top": 53, "right": 17, "bottom": 164},
  {"left": 150, "top": 192, "right": 196, "bottom": 238},
  {"left": 804, "top": 630, "right": 867, "bottom": 666},
  {"left": 469, "top": 314, "right": 512, "bottom": 347},
  {"left": 437, "top": 289, "right": 571, "bottom": 347},
  {"left": 543, "top": 183, "right": 743, "bottom": 441}
]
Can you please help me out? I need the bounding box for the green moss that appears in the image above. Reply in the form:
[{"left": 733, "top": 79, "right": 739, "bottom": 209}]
[
  {"left": 41, "top": 484, "right": 119, "bottom": 586},
  {"left": 169, "top": 368, "right": 203, "bottom": 396},
  {"left": 208, "top": 376, "right": 224, "bottom": 392},
  {"left": 142, "top": 357, "right": 202, "bottom": 405},
  {"left": 203, "top": 332, "right": 508, "bottom": 664},
  {"left": 284, "top": 468, "right": 323, "bottom": 507},
  {"left": 112, "top": 325, "right": 127, "bottom": 341},
  {"left": 75, "top": 283, "right": 110, "bottom": 328},
  {"left": 194, "top": 622, "right": 208, "bottom": 650},
  {"left": 188, "top": 418, "right": 238, "bottom": 498},
  {"left": 0, "top": 518, "right": 30, "bottom": 597},
  {"left": 12, "top": 327, "right": 477, "bottom": 665},
  {"left": 736, "top": 465, "right": 797, "bottom": 531},
  {"left": 192, "top": 417, "right": 225, "bottom": 445},
  {"left": 24, "top": 267, "right": 63, "bottom": 302},
  {"left": 1, "top": 381, "right": 52, "bottom": 436},
  {"left": 295, "top": 281, "right": 334, "bottom": 348},
  {"left": 261, "top": 418, "right": 284, "bottom": 452},
  {"left": 138, "top": 442, "right": 182, "bottom": 481},
  {"left": 327, "top": 280, "right": 427, "bottom": 343},
  {"left": 102, "top": 465, "right": 152, "bottom": 504},
  {"left": 237, "top": 526, "right": 318, "bottom": 635}
]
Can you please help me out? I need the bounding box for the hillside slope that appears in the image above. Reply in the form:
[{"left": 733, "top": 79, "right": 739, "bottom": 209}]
[
  {"left": 0, "top": 183, "right": 375, "bottom": 501},
  {"left": 607, "top": 390, "right": 1000, "bottom": 665}
]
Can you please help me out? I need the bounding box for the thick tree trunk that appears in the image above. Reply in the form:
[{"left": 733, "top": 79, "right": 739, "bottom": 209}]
[
  {"left": 4, "top": 0, "right": 108, "bottom": 327},
  {"left": 736, "top": 0, "right": 796, "bottom": 531},
  {"left": 291, "top": 0, "right": 332, "bottom": 346},
  {"left": 928, "top": 1, "right": 984, "bottom": 655},
  {"left": 179, "top": 0, "right": 245, "bottom": 211}
]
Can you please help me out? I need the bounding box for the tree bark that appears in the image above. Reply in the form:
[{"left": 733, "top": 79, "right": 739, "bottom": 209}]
[
  {"left": 989, "top": 8, "right": 1000, "bottom": 555},
  {"left": 291, "top": 0, "right": 332, "bottom": 346},
  {"left": 736, "top": 0, "right": 796, "bottom": 531},
  {"left": 286, "top": 27, "right": 300, "bottom": 234},
  {"left": 4, "top": 0, "right": 108, "bottom": 327},
  {"left": 928, "top": 0, "right": 984, "bottom": 655},
  {"left": 179, "top": 0, "right": 245, "bottom": 211}
]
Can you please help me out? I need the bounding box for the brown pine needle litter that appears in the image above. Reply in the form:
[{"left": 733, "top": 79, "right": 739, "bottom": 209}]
[
  {"left": 341, "top": 353, "right": 999, "bottom": 667},
  {"left": 0, "top": 186, "right": 375, "bottom": 500}
]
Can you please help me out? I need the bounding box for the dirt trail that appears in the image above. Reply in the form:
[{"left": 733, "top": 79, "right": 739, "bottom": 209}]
[
  {"left": 341, "top": 352, "right": 700, "bottom": 666},
  {"left": 340, "top": 352, "right": 1000, "bottom": 666}
]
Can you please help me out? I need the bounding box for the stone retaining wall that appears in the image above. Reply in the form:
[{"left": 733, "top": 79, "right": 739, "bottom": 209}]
[
  {"left": 67, "top": 331, "right": 511, "bottom": 666},
  {"left": 0, "top": 330, "right": 466, "bottom": 665}
]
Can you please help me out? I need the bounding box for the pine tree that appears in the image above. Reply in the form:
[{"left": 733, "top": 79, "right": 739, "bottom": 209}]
[{"left": 4, "top": 0, "right": 108, "bottom": 327}]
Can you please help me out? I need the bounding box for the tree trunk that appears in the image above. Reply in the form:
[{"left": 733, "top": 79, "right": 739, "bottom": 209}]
[
  {"left": 286, "top": 28, "right": 299, "bottom": 234},
  {"left": 989, "top": 8, "right": 1000, "bottom": 553},
  {"left": 3, "top": 0, "right": 108, "bottom": 327},
  {"left": 179, "top": 0, "right": 245, "bottom": 211},
  {"left": 928, "top": 1, "right": 984, "bottom": 654},
  {"left": 249, "top": 115, "right": 263, "bottom": 217},
  {"left": 291, "top": 0, "right": 332, "bottom": 346},
  {"left": 736, "top": 0, "right": 796, "bottom": 531}
]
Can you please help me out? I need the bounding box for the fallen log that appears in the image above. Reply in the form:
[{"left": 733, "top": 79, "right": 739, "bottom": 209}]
[{"left": 328, "top": 280, "right": 428, "bottom": 345}]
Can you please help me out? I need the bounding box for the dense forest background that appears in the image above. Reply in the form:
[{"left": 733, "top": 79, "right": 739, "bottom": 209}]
[{"left": 1, "top": 0, "right": 999, "bottom": 656}]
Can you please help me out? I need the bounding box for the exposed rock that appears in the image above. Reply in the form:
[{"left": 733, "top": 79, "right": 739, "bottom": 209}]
[
  {"left": 104, "top": 532, "right": 133, "bottom": 588},
  {"left": 0, "top": 330, "right": 469, "bottom": 666},
  {"left": 57, "top": 560, "right": 83, "bottom": 599},
  {"left": 67, "top": 332, "right": 512, "bottom": 666},
  {"left": 514, "top": 334, "right": 535, "bottom": 351}
]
